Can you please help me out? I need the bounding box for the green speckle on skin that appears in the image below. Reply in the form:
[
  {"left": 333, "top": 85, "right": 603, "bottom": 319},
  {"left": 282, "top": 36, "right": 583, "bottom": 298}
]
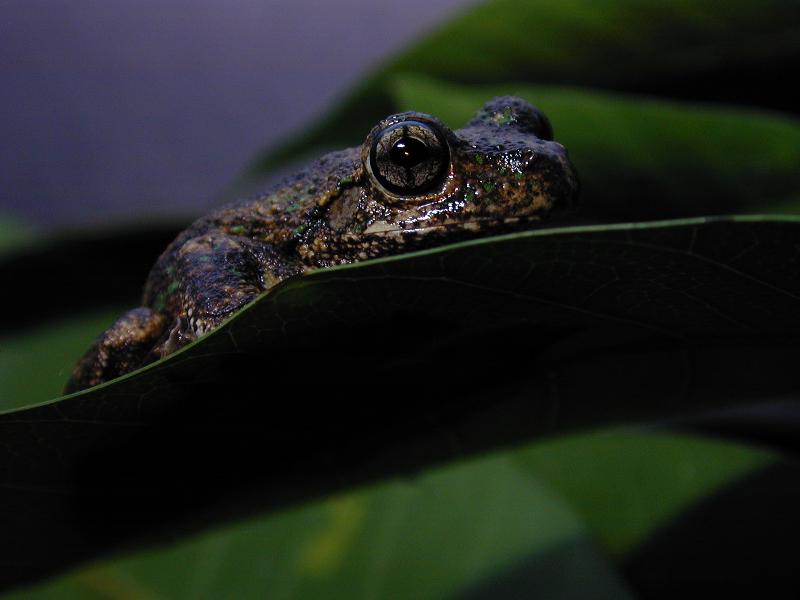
[
  {"left": 293, "top": 224, "right": 308, "bottom": 236},
  {"left": 482, "top": 181, "right": 496, "bottom": 193},
  {"left": 229, "top": 225, "right": 246, "bottom": 235},
  {"left": 166, "top": 280, "right": 180, "bottom": 295},
  {"left": 340, "top": 176, "right": 354, "bottom": 185},
  {"left": 474, "top": 154, "right": 484, "bottom": 165},
  {"left": 465, "top": 190, "right": 476, "bottom": 203},
  {"left": 514, "top": 171, "right": 525, "bottom": 180},
  {"left": 491, "top": 106, "right": 515, "bottom": 126},
  {"left": 287, "top": 203, "right": 302, "bottom": 212},
  {"left": 153, "top": 292, "right": 167, "bottom": 312}
]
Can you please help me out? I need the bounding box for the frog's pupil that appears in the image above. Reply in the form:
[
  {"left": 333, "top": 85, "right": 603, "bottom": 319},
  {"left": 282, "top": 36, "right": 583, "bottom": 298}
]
[{"left": 390, "top": 137, "right": 428, "bottom": 168}]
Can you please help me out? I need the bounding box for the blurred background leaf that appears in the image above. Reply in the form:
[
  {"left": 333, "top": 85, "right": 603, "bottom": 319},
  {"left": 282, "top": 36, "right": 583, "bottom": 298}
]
[
  {"left": 3, "top": 431, "right": 778, "bottom": 600},
  {"left": 248, "top": 0, "right": 800, "bottom": 181}
]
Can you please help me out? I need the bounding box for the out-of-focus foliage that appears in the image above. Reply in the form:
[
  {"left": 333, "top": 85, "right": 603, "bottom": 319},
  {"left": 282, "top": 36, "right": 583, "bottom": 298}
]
[
  {"left": 249, "top": 0, "right": 800, "bottom": 181},
  {"left": 4, "top": 432, "right": 773, "bottom": 600}
]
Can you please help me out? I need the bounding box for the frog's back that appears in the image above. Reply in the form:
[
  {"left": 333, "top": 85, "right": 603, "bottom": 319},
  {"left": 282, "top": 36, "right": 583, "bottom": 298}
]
[{"left": 144, "top": 147, "right": 361, "bottom": 303}]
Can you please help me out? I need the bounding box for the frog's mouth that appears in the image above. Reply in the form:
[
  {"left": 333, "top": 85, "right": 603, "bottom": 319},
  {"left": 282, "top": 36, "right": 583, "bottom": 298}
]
[{"left": 362, "top": 216, "right": 540, "bottom": 237}]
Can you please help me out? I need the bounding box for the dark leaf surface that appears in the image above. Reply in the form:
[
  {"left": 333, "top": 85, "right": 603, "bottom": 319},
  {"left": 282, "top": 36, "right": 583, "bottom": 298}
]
[{"left": 2, "top": 215, "right": 800, "bottom": 590}]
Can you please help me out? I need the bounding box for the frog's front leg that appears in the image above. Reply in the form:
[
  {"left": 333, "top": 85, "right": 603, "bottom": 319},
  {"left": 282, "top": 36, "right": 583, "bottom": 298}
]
[
  {"left": 65, "top": 307, "right": 169, "bottom": 393},
  {"left": 146, "top": 232, "right": 302, "bottom": 358},
  {"left": 66, "top": 232, "right": 300, "bottom": 393}
]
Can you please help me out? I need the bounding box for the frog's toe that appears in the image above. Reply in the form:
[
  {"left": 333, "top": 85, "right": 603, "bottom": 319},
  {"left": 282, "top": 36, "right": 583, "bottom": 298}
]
[
  {"left": 64, "top": 307, "right": 168, "bottom": 394},
  {"left": 147, "top": 316, "right": 195, "bottom": 360}
]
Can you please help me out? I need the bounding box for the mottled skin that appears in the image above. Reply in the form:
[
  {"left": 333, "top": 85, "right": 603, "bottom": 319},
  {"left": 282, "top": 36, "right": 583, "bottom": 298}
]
[{"left": 66, "top": 97, "right": 579, "bottom": 392}]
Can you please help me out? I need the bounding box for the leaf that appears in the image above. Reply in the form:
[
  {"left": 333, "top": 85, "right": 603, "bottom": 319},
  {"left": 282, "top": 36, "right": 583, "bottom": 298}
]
[
  {"left": 622, "top": 460, "right": 800, "bottom": 597},
  {"left": 5, "top": 431, "right": 773, "bottom": 600},
  {"left": 388, "top": 76, "right": 800, "bottom": 221},
  {"left": 248, "top": 0, "right": 800, "bottom": 176},
  {"left": 2, "top": 215, "right": 800, "bottom": 590},
  {"left": 515, "top": 431, "right": 773, "bottom": 557}
]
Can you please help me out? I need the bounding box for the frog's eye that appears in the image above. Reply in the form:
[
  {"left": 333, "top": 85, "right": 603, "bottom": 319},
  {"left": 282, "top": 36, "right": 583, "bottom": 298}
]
[{"left": 369, "top": 120, "right": 449, "bottom": 195}]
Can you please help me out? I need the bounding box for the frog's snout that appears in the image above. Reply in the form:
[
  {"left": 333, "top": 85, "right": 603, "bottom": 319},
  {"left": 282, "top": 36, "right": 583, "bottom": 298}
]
[{"left": 456, "top": 135, "right": 579, "bottom": 220}]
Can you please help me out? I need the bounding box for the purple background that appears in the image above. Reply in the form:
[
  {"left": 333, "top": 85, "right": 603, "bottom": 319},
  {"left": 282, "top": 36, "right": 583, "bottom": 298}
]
[{"left": 1, "top": 0, "right": 472, "bottom": 228}]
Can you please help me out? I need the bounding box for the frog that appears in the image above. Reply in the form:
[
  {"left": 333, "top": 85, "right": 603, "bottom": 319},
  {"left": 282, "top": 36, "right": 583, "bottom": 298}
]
[{"left": 65, "top": 96, "right": 579, "bottom": 393}]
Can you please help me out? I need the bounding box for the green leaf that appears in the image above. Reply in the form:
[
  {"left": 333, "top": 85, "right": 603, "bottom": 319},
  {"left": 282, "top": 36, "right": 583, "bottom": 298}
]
[
  {"left": 248, "top": 0, "right": 800, "bottom": 176},
  {"left": 622, "top": 460, "right": 800, "bottom": 595},
  {"left": 5, "top": 431, "right": 775, "bottom": 599},
  {"left": 388, "top": 76, "right": 800, "bottom": 220},
  {"left": 2, "top": 215, "right": 800, "bottom": 589},
  {"left": 515, "top": 430, "right": 773, "bottom": 557}
]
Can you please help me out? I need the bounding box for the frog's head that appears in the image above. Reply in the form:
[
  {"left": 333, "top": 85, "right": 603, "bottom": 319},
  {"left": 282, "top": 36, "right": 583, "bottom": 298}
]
[{"left": 308, "top": 97, "right": 578, "bottom": 263}]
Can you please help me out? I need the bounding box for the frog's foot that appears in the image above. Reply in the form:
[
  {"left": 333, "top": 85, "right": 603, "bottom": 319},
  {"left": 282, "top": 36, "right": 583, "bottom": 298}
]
[
  {"left": 64, "top": 307, "right": 168, "bottom": 394},
  {"left": 160, "top": 316, "right": 190, "bottom": 356},
  {"left": 145, "top": 232, "right": 303, "bottom": 358},
  {"left": 145, "top": 315, "right": 197, "bottom": 362}
]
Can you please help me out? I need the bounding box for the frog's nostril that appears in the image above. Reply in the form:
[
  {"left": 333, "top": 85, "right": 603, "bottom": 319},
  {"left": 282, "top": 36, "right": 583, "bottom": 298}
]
[
  {"left": 530, "top": 113, "right": 553, "bottom": 141},
  {"left": 512, "top": 105, "right": 553, "bottom": 140}
]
